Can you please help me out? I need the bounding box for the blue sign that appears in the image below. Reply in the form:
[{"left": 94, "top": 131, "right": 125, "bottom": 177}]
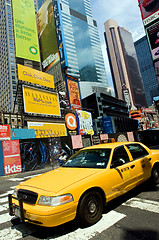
[
  {"left": 53, "top": 0, "right": 68, "bottom": 69},
  {"left": 102, "top": 116, "right": 114, "bottom": 134}
]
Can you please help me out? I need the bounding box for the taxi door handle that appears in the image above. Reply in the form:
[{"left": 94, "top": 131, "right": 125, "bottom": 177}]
[{"left": 130, "top": 165, "right": 135, "bottom": 169}]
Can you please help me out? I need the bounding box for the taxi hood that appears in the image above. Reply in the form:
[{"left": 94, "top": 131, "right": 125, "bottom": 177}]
[{"left": 18, "top": 167, "right": 100, "bottom": 194}]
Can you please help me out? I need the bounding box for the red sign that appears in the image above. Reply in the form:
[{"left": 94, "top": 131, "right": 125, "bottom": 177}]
[
  {"left": 66, "top": 75, "right": 82, "bottom": 111},
  {"left": 2, "top": 140, "right": 22, "bottom": 176},
  {"left": 0, "top": 125, "right": 11, "bottom": 140}
]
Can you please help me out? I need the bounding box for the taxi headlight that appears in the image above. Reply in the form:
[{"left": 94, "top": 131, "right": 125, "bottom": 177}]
[{"left": 38, "top": 194, "right": 73, "bottom": 206}]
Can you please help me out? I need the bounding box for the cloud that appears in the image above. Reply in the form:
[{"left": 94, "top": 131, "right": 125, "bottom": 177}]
[
  {"left": 90, "top": 0, "right": 145, "bottom": 42},
  {"left": 90, "top": 0, "right": 146, "bottom": 87}
]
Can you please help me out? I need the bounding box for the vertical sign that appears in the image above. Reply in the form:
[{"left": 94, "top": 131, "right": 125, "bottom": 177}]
[
  {"left": 2, "top": 140, "right": 22, "bottom": 176},
  {"left": 66, "top": 75, "right": 82, "bottom": 110},
  {"left": 37, "top": 0, "right": 60, "bottom": 71},
  {"left": 53, "top": 0, "right": 68, "bottom": 68},
  {"left": 12, "top": 0, "right": 40, "bottom": 62}
]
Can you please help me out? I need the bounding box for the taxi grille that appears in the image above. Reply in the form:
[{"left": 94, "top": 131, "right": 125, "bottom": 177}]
[{"left": 17, "top": 189, "right": 38, "bottom": 204}]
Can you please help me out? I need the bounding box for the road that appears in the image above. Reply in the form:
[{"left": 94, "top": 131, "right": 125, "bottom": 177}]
[{"left": 0, "top": 168, "right": 158, "bottom": 240}]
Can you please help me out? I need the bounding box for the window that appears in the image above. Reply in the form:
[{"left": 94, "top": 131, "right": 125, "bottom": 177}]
[
  {"left": 126, "top": 144, "right": 149, "bottom": 160},
  {"left": 111, "top": 146, "right": 130, "bottom": 168},
  {"left": 64, "top": 149, "right": 111, "bottom": 169}
]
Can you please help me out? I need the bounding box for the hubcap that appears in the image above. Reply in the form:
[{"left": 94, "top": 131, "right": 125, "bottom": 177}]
[
  {"left": 154, "top": 170, "right": 159, "bottom": 179},
  {"left": 89, "top": 201, "right": 96, "bottom": 214}
]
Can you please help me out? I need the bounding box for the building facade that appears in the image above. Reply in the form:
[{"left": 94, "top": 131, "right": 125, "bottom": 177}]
[
  {"left": 37, "top": 0, "right": 109, "bottom": 99},
  {"left": 0, "top": 0, "right": 40, "bottom": 113},
  {"left": 135, "top": 35, "right": 159, "bottom": 107},
  {"left": 104, "top": 19, "right": 147, "bottom": 109}
]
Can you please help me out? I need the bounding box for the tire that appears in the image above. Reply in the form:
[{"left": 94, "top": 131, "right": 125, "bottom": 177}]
[
  {"left": 151, "top": 166, "right": 159, "bottom": 185},
  {"left": 77, "top": 191, "right": 103, "bottom": 227}
]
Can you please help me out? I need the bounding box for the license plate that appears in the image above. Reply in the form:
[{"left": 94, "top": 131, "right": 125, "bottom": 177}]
[{"left": 14, "top": 207, "right": 20, "bottom": 218}]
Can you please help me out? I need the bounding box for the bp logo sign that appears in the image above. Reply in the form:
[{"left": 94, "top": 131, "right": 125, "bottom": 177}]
[{"left": 29, "top": 46, "right": 38, "bottom": 55}]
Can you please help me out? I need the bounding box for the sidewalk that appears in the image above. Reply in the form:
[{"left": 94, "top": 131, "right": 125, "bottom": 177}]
[{"left": 0, "top": 166, "right": 53, "bottom": 179}]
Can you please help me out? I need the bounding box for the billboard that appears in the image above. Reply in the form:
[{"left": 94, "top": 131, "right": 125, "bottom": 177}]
[
  {"left": 37, "top": 0, "right": 60, "bottom": 71},
  {"left": 138, "top": 0, "right": 159, "bottom": 25},
  {"left": 53, "top": 0, "right": 68, "bottom": 69},
  {"left": 23, "top": 86, "right": 61, "bottom": 116},
  {"left": 76, "top": 110, "right": 94, "bottom": 135},
  {"left": 27, "top": 122, "right": 67, "bottom": 138},
  {"left": 65, "top": 75, "right": 82, "bottom": 110},
  {"left": 12, "top": 0, "right": 40, "bottom": 62},
  {"left": 147, "top": 21, "right": 159, "bottom": 60},
  {"left": 0, "top": 125, "right": 11, "bottom": 140},
  {"left": 154, "top": 60, "right": 159, "bottom": 83},
  {"left": 2, "top": 140, "right": 22, "bottom": 176},
  {"left": 18, "top": 64, "right": 55, "bottom": 88}
]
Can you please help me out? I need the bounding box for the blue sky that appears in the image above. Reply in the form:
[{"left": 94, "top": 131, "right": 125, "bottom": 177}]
[{"left": 90, "top": 0, "right": 146, "bottom": 87}]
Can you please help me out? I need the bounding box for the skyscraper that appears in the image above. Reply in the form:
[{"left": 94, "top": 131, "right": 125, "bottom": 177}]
[
  {"left": 104, "top": 19, "right": 147, "bottom": 108},
  {"left": 0, "top": 0, "right": 39, "bottom": 112},
  {"left": 135, "top": 35, "right": 159, "bottom": 107},
  {"left": 37, "top": 0, "right": 109, "bottom": 99}
]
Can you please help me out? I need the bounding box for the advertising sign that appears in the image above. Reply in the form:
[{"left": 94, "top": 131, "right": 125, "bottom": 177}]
[
  {"left": 27, "top": 122, "right": 67, "bottom": 138},
  {"left": 23, "top": 86, "right": 61, "bottom": 116},
  {"left": 122, "top": 88, "right": 131, "bottom": 108},
  {"left": 147, "top": 21, "right": 159, "bottom": 60},
  {"left": 76, "top": 110, "right": 94, "bottom": 135},
  {"left": 12, "top": 0, "right": 40, "bottom": 62},
  {"left": 18, "top": 64, "right": 54, "bottom": 88},
  {"left": 0, "top": 125, "right": 11, "bottom": 140},
  {"left": 138, "top": 0, "right": 159, "bottom": 25},
  {"left": 65, "top": 112, "right": 78, "bottom": 135},
  {"left": 53, "top": 0, "right": 68, "bottom": 69},
  {"left": 37, "top": 0, "right": 60, "bottom": 71},
  {"left": 2, "top": 140, "right": 22, "bottom": 176},
  {"left": 66, "top": 75, "right": 82, "bottom": 110},
  {"left": 154, "top": 60, "right": 159, "bottom": 84},
  {"left": 102, "top": 116, "right": 114, "bottom": 134}
]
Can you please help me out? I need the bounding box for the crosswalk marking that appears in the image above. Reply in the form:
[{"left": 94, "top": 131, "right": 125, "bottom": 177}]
[
  {"left": 0, "top": 204, "right": 8, "bottom": 212},
  {"left": 24, "top": 174, "right": 41, "bottom": 179},
  {"left": 0, "top": 191, "right": 13, "bottom": 198},
  {"left": 0, "top": 197, "right": 8, "bottom": 204},
  {"left": 122, "top": 197, "right": 159, "bottom": 214},
  {"left": 50, "top": 211, "right": 126, "bottom": 240},
  {"left": 0, "top": 213, "right": 12, "bottom": 224},
  {"left": 9, "top": 178, "right": 24, "bottom": 182},
  {"left": 0, "top": 211, "right": 126, "bottom": 240},
  {"left": 0, "top": 224, "right": 36, "bottom": 240},
  {"left": 10, "top": 186, "right": 17, "bottom": 189}
]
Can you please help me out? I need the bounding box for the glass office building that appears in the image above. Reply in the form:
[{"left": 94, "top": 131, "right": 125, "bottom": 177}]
[
  {"left": 135, "top": 36, "right": 159, "bottom": 106},
  {"left": 38, "top": 0, "right": 108, "bottom": 99},
  {"left": 104, "top": 19, "right": 147, "bottom": 108}
]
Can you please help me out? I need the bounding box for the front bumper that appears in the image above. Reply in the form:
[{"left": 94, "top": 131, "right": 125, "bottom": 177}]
[{"left": 8, "top": 194, "right": 77, "bottom": 227}]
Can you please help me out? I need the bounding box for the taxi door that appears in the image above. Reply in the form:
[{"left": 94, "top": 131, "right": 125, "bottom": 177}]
[
  {"left": 125, "top": 143, "right": 151, "bottom": 185},
  {"left": 106, "top": 145, "right": 137, "bottom": 201}
]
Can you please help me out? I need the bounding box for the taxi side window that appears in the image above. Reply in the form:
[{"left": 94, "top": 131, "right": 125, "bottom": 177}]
[
  {"left": 111, "top": 146, "right": 130, "bottom": 168},
  {"left": 126, "top": 144, "right": 149, "bottom": 160}
]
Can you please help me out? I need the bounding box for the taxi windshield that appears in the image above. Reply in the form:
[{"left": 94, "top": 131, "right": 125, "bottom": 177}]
[{"left": 64, "top": 149, "right": 111, "bottom": 169}]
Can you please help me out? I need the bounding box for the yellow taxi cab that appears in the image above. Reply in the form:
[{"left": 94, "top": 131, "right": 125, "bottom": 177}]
[{"left": 8, "top": 142, "right": 159, "bottom": 227}]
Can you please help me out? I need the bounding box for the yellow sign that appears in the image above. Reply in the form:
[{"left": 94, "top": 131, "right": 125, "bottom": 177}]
[
  {"left": 18, "top": 64, "right": 54, "bottom": 88},
  {"left": 23, "top": 86, "right": 60, "bottom": 116},
  {"left": 27, "top": 122, "right": 67, "bottom": 138}
]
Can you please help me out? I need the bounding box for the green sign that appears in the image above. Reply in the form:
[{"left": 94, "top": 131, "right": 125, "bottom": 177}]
[{"left": 12, "top": 0, "right": 40, "bottom": 62}]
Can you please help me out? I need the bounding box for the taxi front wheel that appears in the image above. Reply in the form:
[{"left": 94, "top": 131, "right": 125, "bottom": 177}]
[
  {"left": 77, "top": 191, "right": 103, "bottom": 227},
  {"left": 151, "top": 166, "right": 159, "bottom": 185}
]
